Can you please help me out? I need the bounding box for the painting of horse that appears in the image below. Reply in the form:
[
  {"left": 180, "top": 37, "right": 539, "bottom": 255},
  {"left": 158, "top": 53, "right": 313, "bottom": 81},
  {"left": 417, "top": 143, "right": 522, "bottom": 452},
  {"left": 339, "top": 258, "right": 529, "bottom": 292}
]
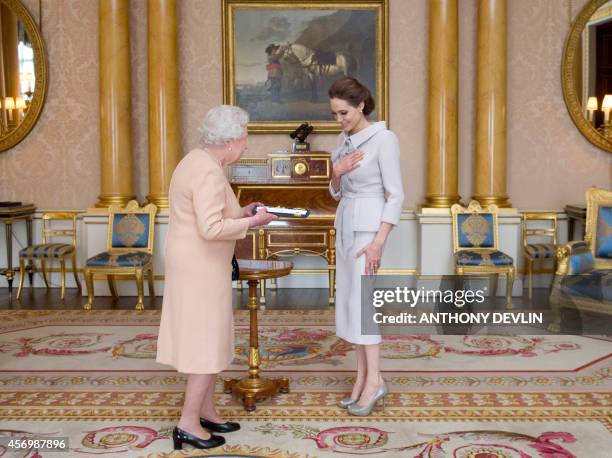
[
  {"left": 223, "top": 1, "right": 387, "bottom": 132},
  {"left": 275, "top": 43, "right": 358, "bottom": 102}
]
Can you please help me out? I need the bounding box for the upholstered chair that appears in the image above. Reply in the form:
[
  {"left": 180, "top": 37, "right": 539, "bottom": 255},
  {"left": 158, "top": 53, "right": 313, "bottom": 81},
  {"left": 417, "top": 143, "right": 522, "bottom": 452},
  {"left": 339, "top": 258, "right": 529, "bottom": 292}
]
[
  {"left": 16, "top": 212, "right": 81, "bottom": 300},
  {"left": 450, "top": 200, "right": 515, "bottom": 309},
  {"left": 522, "top": 212, "right": 558, "bottom": 300},
  {"left": 83, "top": 200, "right": 157, "bottom": 311},
  {"left": 548, "top": 187, "right": 612, "bottom": 331}
]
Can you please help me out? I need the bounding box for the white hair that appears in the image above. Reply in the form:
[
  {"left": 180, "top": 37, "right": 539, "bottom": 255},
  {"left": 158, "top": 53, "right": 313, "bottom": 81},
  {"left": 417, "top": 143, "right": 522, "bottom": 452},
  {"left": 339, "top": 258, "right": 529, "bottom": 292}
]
[{"left": 199, "top": 105, "right": 249, "bottom": 146}]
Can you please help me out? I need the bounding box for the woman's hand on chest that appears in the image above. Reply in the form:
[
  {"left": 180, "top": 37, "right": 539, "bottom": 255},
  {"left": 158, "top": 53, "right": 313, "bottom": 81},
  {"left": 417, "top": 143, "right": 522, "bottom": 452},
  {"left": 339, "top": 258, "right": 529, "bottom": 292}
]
[
  {"left": 346, "top": 147, "right": 379, "bottom": 181},
  {"left": 332, "top": 150, "right": 364, "bottom": 178}
]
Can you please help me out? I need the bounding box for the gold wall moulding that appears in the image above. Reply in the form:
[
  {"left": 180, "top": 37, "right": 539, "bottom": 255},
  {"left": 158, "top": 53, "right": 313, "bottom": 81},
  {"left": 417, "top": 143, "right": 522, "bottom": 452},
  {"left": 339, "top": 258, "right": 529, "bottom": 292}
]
[
  {"left": 562, "top": 0, "right": 612, "bottom": 153},
  {"left": 0, "top": 0, "right": 48, "bottom": 152}
]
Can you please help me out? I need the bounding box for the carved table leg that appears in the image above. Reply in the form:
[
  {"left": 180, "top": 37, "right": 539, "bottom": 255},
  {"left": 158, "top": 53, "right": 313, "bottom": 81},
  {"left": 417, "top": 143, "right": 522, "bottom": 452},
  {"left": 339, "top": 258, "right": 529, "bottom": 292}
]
[
  {"left": 226, "top": 277, "right": 290, "bottom": 410},
  {"left": 4, "top": 222, "right": 13, "bottom": 294},
  {"left": 25, "top": 217, "right": 34, "bottom": 286}
]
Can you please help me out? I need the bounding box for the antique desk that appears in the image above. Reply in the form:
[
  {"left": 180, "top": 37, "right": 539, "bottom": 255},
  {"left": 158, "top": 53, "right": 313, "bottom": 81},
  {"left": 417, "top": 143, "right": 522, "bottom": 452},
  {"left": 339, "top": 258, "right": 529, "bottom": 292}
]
[
  {"left": 224, "top": 259, "right": 293, "bottom": 411},
  {"left": 230, "top": 152, "right": 337, "bottom": 304},
  {"left": 565, "top": 204, "right": 586, "bottom": 241},
  {"left": 0, "top": 203, "right": 35, "bottom": 293}
]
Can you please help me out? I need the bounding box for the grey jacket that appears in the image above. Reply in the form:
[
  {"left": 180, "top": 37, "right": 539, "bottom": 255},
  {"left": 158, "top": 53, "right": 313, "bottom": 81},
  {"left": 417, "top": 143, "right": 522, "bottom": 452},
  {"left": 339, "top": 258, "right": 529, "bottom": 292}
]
[{"left": 329, "top": 121, "right": 405, "bottom": 252}]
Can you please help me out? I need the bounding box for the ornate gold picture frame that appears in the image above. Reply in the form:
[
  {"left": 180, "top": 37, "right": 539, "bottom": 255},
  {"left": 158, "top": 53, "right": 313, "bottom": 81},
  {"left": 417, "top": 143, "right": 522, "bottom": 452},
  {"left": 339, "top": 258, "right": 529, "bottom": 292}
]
[{"left": 222, "top": 0, "right": 388, "bottom": 133}]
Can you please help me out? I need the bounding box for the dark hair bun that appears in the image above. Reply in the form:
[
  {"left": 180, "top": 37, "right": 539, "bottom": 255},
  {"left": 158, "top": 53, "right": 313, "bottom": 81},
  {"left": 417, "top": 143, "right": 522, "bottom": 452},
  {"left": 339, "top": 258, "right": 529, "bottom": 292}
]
[{"left": 328, "top": 77, "right": 375, "bottom": 116}]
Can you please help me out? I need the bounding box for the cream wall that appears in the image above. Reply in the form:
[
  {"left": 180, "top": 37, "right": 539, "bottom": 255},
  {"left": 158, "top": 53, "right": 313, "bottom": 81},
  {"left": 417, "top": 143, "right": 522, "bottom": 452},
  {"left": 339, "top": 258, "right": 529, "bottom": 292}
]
[{"left": 0, "top": 0, "right": 609, "bottom": 210}]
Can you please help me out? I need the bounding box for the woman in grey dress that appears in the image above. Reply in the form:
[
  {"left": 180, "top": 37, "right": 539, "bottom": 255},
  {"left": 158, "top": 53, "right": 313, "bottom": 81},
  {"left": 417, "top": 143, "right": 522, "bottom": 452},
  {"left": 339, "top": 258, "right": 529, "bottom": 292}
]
[{"left": 328, "top": 77, "right": 404, "bottom": 416}]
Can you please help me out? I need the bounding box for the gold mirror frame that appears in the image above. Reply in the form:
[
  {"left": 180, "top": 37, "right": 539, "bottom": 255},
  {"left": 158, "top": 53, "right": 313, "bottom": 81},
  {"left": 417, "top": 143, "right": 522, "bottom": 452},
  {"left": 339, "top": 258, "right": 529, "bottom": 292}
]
[
  {"left": 0, "top": 0, "right": 48, "bottom": 152},
  {"left": 562, "top": 0, "right": 612, "bottom": 153}
]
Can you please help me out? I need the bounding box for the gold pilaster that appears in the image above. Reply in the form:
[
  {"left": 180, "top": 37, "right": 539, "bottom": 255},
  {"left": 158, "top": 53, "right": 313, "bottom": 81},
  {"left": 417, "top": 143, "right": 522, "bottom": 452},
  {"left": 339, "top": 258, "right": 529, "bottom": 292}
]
[
  {"left": 424, "top": 0, "right": 460, "bottom": 208},
  {"left": 473, "top": 0, "right": 510, "bottom": 207},
  {"left": 147, "top": 0, "right": 180, "bottom": 208},
  {"left": 97, "top": 0, "right": 135, "bottom": 208}
]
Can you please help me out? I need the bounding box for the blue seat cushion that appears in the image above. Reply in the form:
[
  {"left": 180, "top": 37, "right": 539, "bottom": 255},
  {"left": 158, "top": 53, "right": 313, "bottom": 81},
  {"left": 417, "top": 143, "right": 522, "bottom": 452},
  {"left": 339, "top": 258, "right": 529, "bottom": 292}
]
[
  {"left": 525, "top": 243, "right": 556, "bottom": 259},
  {"left": 19, "top": 243, "right": 74, "bottom": 259},
  {"left": 455, "top": 250, "right": 514, "bottom": 266},
  {"left": 561, "top": 269, "right": 612, "bottom": 302},
  {"left": 595, "top": 206, "right": 612, "bottom": 258},
  {"left": 86, "top": 251, "right": 151, "bottom": 267}
]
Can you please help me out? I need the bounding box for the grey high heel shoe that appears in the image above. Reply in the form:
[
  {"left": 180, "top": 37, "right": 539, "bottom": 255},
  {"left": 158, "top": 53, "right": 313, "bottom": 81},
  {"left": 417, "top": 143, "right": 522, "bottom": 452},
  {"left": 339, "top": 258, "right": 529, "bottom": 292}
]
[
  {"left": 338, "top": 397, "right": 358, "bottom": 408},
  {"left": 347, "top": 382, "right": 388, "bottom": 416}
]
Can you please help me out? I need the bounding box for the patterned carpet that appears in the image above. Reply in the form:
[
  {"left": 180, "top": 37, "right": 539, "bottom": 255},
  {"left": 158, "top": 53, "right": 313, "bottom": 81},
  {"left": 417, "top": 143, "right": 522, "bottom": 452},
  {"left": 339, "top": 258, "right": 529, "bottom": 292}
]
[{"left": 0, "top": 309, "right": 610, "bottom": 457}]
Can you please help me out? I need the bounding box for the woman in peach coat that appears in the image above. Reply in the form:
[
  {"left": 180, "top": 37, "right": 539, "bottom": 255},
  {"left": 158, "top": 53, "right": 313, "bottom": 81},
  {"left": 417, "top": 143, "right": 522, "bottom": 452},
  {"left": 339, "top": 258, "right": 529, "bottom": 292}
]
[{"left": 156, "top": 105, "right": 276, "bottom": 450}]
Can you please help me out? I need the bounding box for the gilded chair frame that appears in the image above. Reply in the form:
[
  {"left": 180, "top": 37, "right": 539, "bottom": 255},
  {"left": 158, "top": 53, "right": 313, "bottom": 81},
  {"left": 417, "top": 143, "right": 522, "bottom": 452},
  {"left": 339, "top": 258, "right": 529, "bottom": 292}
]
[
  {"left": 585, "top": 188, "right": 612, "bottom": 270},
  {"left": 83, "top": 201, "right": 157, "bottom": 311},
  {"left": 451, "top": 200, "right": 515, "bottom": 309},
  {"left": 548, "top": 187, "right": 612, "bottom": 331},
  {"left": 16, "top": 211, "right": 81, "bottom": 300},
  {"left": 522, "top": 212, "right": 558, "bottom": 300}
]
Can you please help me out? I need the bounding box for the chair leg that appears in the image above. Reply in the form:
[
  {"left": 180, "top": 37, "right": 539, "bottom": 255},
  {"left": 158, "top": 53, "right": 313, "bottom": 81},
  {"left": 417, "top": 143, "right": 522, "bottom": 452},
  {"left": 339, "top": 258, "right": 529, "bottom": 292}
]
[
  {"left": 40, "top": 258, "right": 50, "bottom": 289},
  {"left": 135, "top": 269, "right": 144, "bottom": 311},
  {"left": 547, "top": 274, "right": 563, "bottom": 332},
  {"left": 84, "top": 269, "right": 94, "bottom": 310},
  {"left": 59, "top": 259, "right": 66, "bottom": 301},
  {"left": 16, "top": 257, "right": 26, "bottom": 300},
  {"left": 527, "top": 258, "right": 533, "bottom": 301},
  {"left": 107, "top": 275, "right": 118, "bottom": 299},
  {"left": 454, "top": 271, "right": 464, "bottom": 308},
  {"left": 505, "top": 268, "right": 515, "bottom": 310},
  {"left": 71, "top": 253, "right": 82, "bottom": 291},
  {"left": 147, "top": 267, "right": 155, "bottom": 297},
  {"left": 490, "top": 274, "right": 499, "bottom": 297}
]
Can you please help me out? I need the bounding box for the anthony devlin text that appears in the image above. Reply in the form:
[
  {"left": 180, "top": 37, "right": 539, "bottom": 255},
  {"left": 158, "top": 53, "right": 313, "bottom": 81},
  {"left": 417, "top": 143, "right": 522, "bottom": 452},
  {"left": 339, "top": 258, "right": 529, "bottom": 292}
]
[{"left": 373, "top": 312, "right": 544, "bottom": 325}]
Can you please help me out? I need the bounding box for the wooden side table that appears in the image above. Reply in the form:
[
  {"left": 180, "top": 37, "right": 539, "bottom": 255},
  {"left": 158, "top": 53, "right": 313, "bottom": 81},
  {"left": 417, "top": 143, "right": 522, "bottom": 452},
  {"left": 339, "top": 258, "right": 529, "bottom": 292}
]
[
  {"left": 224, "top": 259, "right": 293, "bottom": 411},
  {"left": 565, "top": 204, "right": 586, "bottom": 241},
  {"left": 0, "top": 204, "right": 36, "bottom": 294}
]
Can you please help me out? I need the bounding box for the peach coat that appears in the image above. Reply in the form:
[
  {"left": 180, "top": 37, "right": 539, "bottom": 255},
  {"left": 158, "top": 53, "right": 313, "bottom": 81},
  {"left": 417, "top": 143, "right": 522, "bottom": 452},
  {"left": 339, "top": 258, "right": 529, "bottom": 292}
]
[{"left": 156, "top": 148, "right": 249, "bottom": 374}]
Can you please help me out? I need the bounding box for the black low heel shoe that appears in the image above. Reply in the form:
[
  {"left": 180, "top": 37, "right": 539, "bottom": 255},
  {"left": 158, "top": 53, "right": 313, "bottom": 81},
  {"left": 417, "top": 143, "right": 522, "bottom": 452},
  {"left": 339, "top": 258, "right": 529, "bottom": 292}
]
[
  {"left": 200, "top": 417, "right": 241, "bottom": 433},
  {"left": 172, "top": 427, "right": 225, "bottom": 450}
]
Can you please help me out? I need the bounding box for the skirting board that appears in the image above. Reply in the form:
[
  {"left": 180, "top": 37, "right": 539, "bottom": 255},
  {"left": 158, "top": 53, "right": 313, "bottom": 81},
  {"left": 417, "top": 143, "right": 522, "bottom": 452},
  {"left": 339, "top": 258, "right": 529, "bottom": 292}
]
[{"left": 0, "top": 210, "right": 571, "bottom": 297}]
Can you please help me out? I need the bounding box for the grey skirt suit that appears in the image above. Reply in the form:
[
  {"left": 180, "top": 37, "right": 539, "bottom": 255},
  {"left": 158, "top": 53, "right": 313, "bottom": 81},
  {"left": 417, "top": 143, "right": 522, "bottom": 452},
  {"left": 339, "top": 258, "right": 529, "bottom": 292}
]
[{"left": 329, "top": 121, "right": 404, "bottom": 345}]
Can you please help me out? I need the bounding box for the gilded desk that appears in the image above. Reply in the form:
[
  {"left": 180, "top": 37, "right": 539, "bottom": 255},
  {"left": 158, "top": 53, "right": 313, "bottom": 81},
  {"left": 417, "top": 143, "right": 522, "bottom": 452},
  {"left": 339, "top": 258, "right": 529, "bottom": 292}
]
[{"left": 230, "top": 152, "right": 337, "bottom": 304}]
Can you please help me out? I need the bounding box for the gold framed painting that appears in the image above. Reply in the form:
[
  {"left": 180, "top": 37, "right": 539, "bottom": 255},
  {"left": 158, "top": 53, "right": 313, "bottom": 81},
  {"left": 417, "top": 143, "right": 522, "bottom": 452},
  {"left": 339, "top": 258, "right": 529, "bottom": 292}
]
[{"left": 222, "top": 0, "right": 388, "bottom": 133}]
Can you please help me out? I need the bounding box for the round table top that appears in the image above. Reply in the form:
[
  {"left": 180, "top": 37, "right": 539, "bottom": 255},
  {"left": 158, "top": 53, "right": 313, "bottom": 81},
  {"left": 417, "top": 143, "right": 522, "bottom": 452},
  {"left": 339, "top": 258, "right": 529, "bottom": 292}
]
[{"left": 237, "top": 259, "right": 293, "bottom": 280}]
